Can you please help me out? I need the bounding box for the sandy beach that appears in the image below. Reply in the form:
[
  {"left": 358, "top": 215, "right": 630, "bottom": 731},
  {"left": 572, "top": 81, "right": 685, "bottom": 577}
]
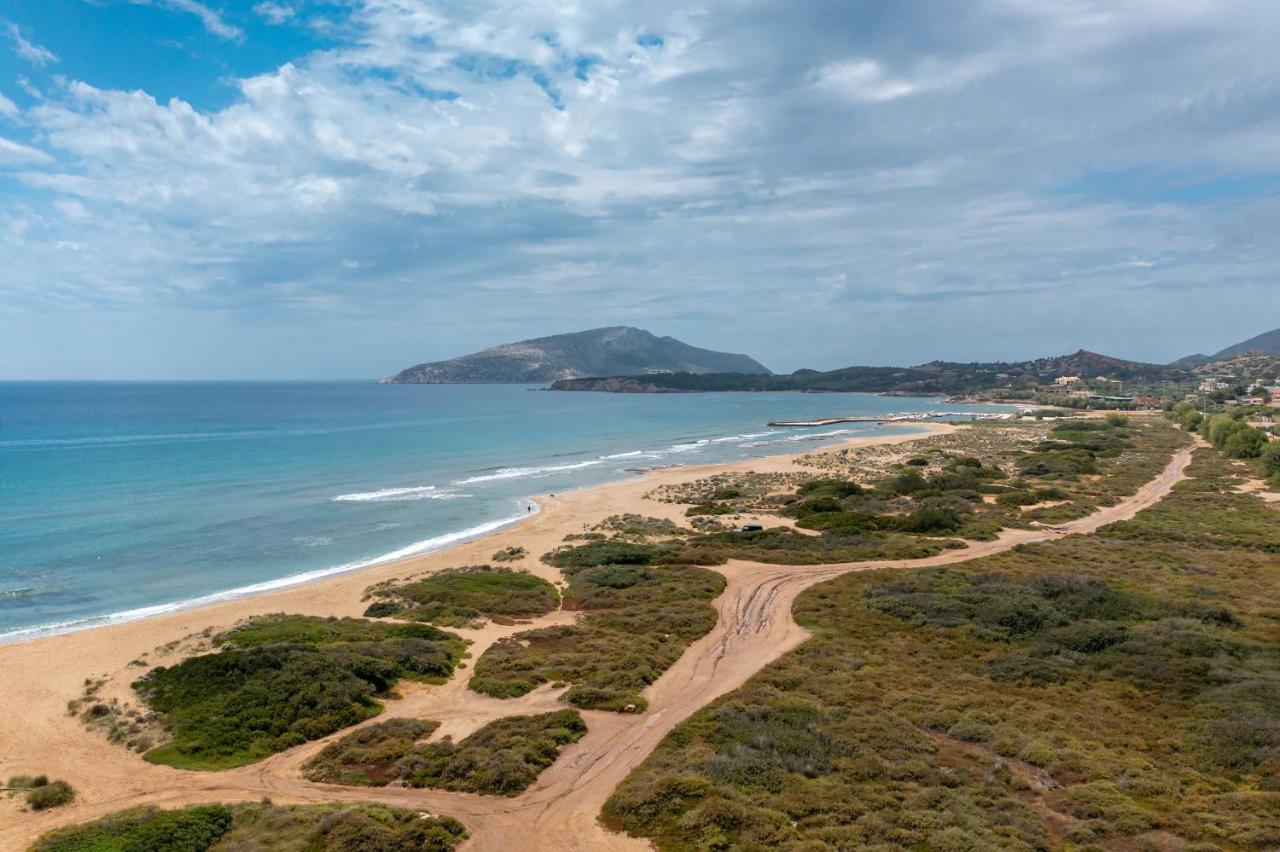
[{"left": 0, "top": 423, "right": 971, "bottom": 846}]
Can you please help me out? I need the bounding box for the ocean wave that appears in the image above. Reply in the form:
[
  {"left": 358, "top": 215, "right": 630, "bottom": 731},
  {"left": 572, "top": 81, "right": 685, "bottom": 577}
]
[
  {"left": 454, "top": 459, "right": 604, "bottom": 485},
  {"left": 0, "top": 417, "right": 458, "bottom": 452},
  {"left": 0, "top": 586, "right": 50, "bottom": 602},
  {"left": 710, "top": 431, "right": 778, "bottom": 443},
  {"left": 739, "top": 428, "right": 853, "bottom": 449},
  {"left": 332, "top": 485, "right": 466, "bottom": 503},
  {"left": 0, "top": 502, "right": 539, "bottom": 646}
]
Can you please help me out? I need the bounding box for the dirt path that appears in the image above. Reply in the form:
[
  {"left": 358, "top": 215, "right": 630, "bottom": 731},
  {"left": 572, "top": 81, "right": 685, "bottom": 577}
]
[{"left": 0, "top": 440, "right": 1197, "bottom": 851}]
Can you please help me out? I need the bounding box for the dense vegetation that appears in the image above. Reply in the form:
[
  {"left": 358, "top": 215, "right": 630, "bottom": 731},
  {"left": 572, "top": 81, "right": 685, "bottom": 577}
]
[
  {"left": 30, "top": 801, "right": 467, "bottom": 852},
  {"left": 133, "top": 615, "right": 465, "bottom": 769},
  {"left": 467, "top": 420, "right": 1181, "bottom": 716},
  {"left": 606, "top": 444, "right": 1280, "bottom": 850},
  {"left": 361, "top": 565, "right": 559, "bottom": 625},
  {"left": 551, "top": 349, "right": 1184, "bottom": 396},
  {"left": 6, "top": 775, "right": 75, "bottom": 811},
  {"left": 654, "top": 419, "right": 1180, "bottom": 562},
  {"left": 303, "top": 708, "right": 586, "bottom": 795},
  {"left": 470, "top": 559, "right": 726, "bottom": 711}
]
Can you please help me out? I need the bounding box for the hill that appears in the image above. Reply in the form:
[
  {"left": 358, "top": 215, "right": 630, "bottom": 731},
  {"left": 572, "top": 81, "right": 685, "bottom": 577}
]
[
  {"left": 382, "top": 327, "right": 771, "bottom": 384},
  {"left": 1210, "top": 327, "right": 1280, "bottom": 359},
  {"left": 550, "top": 349, "right": 1182, "bottom": 395}
]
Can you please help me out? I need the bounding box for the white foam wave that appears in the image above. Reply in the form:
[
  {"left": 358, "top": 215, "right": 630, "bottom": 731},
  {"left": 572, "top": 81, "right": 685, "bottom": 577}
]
[
  {"left": 455, "top": 459, "right": 604, "bottom": 485},
  {"left": 332, "top": 485, "right": 465, "bottom": 503},
  {"left": 710, "top": 431, "right": 778, "bottom": 443},
  {"left": 0, "top": 502, "right": 539, "bottom": 646}
]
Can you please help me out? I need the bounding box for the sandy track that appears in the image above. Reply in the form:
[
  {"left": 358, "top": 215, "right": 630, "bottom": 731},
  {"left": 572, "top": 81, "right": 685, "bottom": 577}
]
[{"left": 0, "top": 436, "right": 1195, "bottom": 851}]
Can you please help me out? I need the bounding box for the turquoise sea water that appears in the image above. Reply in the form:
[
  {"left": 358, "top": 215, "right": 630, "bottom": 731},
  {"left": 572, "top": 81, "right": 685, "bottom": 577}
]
[{"left": 0, "top": 382, "right": 1010, "bottom": 641}]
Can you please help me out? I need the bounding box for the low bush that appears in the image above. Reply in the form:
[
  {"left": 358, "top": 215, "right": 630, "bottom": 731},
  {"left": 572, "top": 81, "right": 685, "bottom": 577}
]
[
  {"left": 362, "top": 565, "right": 558, "bottom": 626},
  {"left": 303, "top": 709, "right": 586, "bottom": 796},
  {"left": 543, "top": 540, "right": 682, "bottom": 568},
  {"left": 26, "top": 780, "right": 75, "bottom": 810},
  {"left": 471, "top": 563, "right": 725, "bottom": 710},
  {"left": 133, "top": 615, "right": 465, "bottom": 769},
  {"left": 31, "top": 802, "right": 467, "bottom": 852}
]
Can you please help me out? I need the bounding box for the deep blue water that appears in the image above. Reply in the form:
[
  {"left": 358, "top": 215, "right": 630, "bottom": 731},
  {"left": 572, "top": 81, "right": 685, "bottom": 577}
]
[{"left": 0, "top": 382, "right": 1010, "bottom": 640}]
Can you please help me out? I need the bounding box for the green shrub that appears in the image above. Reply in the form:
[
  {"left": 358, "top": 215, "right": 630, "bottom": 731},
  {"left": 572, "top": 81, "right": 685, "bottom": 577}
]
[
  {"left": 362, "top": 566, "right": 558, "bottom": 626},
  {"left": 32, "top": 804, "right": 235, "bottom": 851},
  {"left": 685, "top": 503, "right": 736, "bottom": 516},
  {"left": 544, "top": 540, "right": 679, "bottom": 568},
  {"left": 25, "top": 780, "right": 75, "bottom": 810},
  {"left": 304, "top": 710, "right": 586, "bottom": 796},
  {"left": 31, "top": 802, "right": 467, "bottom": 852},
  {"left": 6, "top": 774, "right": 47, "bottom": 789},
  {"left": 471, "top": 564, "right": 724, "bottom": 709},
  {"left": 134, "top": 615, "right": 465, "bottom": 769},
  {"left": 796, "top": 478, "right": 864, "bottom": 498}
]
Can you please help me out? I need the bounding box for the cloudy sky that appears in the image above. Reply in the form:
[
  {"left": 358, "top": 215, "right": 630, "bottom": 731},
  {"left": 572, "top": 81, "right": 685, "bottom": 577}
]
[{"left": 1, "top": 0, "right": 1278, "bottom": 378}]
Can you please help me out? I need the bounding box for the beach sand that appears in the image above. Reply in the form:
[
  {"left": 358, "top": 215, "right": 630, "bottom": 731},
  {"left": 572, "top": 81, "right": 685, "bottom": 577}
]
[{"left": 0, "top": 424, "right": 958, "bottom": 847}]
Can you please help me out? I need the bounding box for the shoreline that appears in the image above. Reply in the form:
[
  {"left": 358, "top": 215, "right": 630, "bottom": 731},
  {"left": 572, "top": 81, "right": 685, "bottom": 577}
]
[
  {"left": 0, "top": 423, "right": 938, "bottom": 648},
  {"left": 0, "top": 425, "right": 950, "bottom": 657},
  {"left": 0, "top": 504, "right": 541, "bottom": 647}
]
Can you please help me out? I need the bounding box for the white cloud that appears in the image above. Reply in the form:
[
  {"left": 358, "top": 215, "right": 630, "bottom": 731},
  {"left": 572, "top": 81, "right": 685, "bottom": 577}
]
[
  {"left": 5, "top": 22, "right": 58, "bottom": 65},
  {"left": 2, "top": 0, "right": 1280, "bottom": 374},
  {"left": 131, "top": 0, "right": 244, "bottom": 42},
  {"left": 0, "top": 135, "right": 51, "bottom": 164},
  {"left": 811, "top": 59, "right": 921, "bottom": 102},
  {"left": 0, "top": 91, "right": 17, "bottom": 117},
  {"left": 253, "top": 2, "right": 295, "bottom": 25}
]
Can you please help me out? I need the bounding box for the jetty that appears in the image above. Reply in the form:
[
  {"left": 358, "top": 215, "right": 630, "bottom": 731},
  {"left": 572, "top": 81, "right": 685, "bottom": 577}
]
[{"left": 768, "top": 411, "right": 1014, "bottom": 427}]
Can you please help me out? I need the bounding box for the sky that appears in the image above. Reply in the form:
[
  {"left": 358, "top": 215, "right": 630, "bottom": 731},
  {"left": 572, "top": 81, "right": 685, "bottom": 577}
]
[{"left": 1, "top": 0, "right": 1278, "bottom": 379}]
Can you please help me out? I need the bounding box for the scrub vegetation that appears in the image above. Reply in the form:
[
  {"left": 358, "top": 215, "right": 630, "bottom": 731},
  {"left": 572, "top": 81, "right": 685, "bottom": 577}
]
[
  {"left": 604, "top": 443, "right": 1280, "bottom": 850},
  {"left": 5, "top": 775, "right": 75, "bottom": 811},
  {"left": 361, "top": 565, "right": 559, "bottom": 626},
  {"left": 133, "top": 615, "right": 466, "bottom": 770},
  {"left": 637, "top": 418, "right": 1186, "bottom": 563},
  {"left": 470, "top": 559, "right": 726, "bottom": 711},
  {"left": 302, "top": 708, "right": 586, "bottom": 795},
  {"left": 29, "top": 801, "right": 467, "bottom": 852}
]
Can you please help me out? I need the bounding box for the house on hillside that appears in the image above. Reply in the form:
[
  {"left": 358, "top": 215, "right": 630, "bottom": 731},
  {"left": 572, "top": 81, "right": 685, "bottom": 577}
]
[{"left": 1055, "top": 375, "right": 1083, "bottom": 386}]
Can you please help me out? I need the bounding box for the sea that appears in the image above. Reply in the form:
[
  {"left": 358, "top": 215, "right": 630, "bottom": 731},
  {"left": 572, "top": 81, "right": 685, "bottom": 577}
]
[{"left": 0, "top": 382, "right": 1012, "bottom": 642}]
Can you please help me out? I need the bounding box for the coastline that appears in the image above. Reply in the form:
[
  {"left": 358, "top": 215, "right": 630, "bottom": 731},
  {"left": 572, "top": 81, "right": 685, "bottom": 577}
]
[
  {"left": 0, "top": 504, "right": 541, "bottom": 647},
  {"left": 0, "top": 422, "right": 942, "bottom": 648},
  {"left": 0, "top": 422, "right": 955, "bottom": 846}
]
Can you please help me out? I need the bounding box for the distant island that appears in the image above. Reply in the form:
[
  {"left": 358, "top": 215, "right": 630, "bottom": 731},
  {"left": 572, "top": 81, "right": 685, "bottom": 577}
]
[{"left": 382, "top": 326, "right": 771, "bottom": 384}]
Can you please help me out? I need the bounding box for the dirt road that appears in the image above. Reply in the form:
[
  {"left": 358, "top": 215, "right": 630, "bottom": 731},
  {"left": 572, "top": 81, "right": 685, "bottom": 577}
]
[{"left": 1, "top": 441, "right": 1197, "bottom": 851}]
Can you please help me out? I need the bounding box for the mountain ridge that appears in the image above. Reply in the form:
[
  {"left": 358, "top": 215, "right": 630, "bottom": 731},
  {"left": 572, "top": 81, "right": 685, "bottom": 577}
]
[
  {"left": 1210, "top": 327, "right": 1280, "bottom": 360},
  {"left": 549, "top": 348, "right": 1185, "bottom": 395},
  {"left": 383, "top": 326, "right": 771, "bottom": 384}
]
